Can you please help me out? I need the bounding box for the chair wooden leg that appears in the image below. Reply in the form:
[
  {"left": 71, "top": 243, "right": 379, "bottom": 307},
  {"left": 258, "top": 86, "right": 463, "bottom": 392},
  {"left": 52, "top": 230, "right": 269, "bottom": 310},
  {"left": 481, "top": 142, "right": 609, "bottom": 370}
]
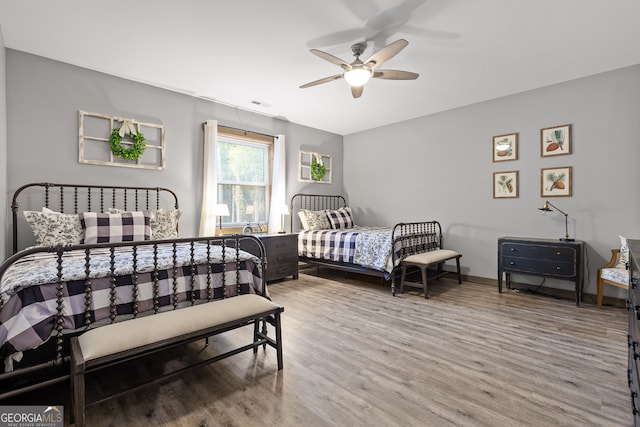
[
  {"left": 455, "top": 256, "right": 462, "bottom": 284},
  {"left": 597, "top": 277, "right": 604, "bottom": 309},
  {"left": 421, "top": 266, "right": 429, "bottom": 299}
]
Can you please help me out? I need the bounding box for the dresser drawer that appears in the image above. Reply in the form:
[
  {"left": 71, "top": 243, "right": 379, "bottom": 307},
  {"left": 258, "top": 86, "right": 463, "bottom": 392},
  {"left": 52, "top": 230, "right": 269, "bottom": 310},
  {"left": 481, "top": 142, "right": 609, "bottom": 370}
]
[
  {"left": 501, "top": 242, "right": 576, "bottom": 261},
  {"left": 501, "top": 256, "right": 575, "bottom": 277}
]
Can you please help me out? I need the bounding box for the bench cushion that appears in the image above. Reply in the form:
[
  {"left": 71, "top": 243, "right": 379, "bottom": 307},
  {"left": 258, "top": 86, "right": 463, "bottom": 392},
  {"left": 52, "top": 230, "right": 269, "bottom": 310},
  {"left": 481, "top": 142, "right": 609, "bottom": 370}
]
[
  {"left": 403, "top": 249, "right": 460, "bottom": 266},
  {"left": 78, "top": 294, "right": 279, "bottom": 362}
]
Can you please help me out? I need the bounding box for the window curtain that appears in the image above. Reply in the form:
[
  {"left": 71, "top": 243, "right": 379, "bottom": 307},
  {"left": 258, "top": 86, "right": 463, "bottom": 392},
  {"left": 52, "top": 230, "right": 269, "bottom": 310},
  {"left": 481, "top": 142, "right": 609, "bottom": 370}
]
[
  {"left": 199, "top": 120, "right": 219, "bottom": 236},
  {"left": 268, "top": 134, "right": 286, "bottom": 233}
]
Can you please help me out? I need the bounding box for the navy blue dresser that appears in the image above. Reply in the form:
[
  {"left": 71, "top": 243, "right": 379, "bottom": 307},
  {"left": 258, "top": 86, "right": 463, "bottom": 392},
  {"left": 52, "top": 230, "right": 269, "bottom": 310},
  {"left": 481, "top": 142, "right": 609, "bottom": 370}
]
[{"left": 498, "top": 236, "right": 585, "bottom": 306}]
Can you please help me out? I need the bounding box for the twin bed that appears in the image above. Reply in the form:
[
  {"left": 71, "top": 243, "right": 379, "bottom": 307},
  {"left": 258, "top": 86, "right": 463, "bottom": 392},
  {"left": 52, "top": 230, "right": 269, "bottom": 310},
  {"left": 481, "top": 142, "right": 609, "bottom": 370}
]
[
  {"left": 0, "top": 182, "right": 271, "bottom": 399},
  {"left": 290, "top": 193, "right": 451, "bottom": 294}
]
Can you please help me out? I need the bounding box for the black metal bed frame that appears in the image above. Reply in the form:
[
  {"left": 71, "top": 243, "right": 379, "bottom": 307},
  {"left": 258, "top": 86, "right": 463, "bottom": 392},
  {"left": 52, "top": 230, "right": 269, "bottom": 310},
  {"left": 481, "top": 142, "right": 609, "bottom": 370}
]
[
  {"left": 11, "top": 182, "right": 179, "bottom": 255},
  {"left": 1, "top": 182, "right": 268, "bottom": 400},
  {"left": 289, "top": 193, "right": 446, "bottom": 295}
]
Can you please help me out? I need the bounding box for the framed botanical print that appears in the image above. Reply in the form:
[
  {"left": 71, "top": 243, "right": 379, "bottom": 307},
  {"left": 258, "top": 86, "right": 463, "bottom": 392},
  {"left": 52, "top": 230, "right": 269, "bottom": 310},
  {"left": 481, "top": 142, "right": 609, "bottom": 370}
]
[
  {"left": 493, "top": 171, "right": 519, "bottom": 199},
  {"left": 541, "top": 166, "right": 572, "bottom": 197},
  {"left": 541, "top": 124, "right": 571, "bottom": 157},
  {"left": 492, "top": 133, "right": 518, "bottom": 162}
]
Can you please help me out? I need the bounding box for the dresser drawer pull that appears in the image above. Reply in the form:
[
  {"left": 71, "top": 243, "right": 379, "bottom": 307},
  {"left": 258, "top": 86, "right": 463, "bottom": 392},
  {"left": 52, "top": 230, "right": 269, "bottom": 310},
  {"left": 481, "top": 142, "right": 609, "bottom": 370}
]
[
  {"left": 556, "top": 266, "right": 561, "bottom": 270},
  {"left": 509, "top": 261, "right": 515, "bottom": 265},
  {"left": 509, "top": 248, "right": 517, "bottom": 252}
]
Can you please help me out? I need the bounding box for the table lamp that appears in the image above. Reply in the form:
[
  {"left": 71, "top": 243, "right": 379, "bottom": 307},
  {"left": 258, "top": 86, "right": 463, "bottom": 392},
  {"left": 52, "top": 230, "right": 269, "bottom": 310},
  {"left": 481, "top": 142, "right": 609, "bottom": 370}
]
[
  {"left": 538, "top": 201, "right": 574, "bottom": 241},
  {"left": 212, "top": 203, "right": 229, "bottom": 235},
  {"left": 279, "top": 204, "right": 290, "bottom": 234}
]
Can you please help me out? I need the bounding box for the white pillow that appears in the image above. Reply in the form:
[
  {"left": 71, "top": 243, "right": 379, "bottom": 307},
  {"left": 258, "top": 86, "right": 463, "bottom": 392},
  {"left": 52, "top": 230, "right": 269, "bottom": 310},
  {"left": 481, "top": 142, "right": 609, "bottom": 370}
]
[
  {"left": 23, "top": 208, "right": 83, "bottom": 246},
  {"left": 617, "top": 235, "right": 629, "bottom": 269},
  {"left": 301, "top": 209, "right": 331, "bottom": 231},
  {"left": 151, "top": 209, "right": 181, "bottom": 239},
  {"left": 297, "top": 211, "right": 309, "bottom": 230}
]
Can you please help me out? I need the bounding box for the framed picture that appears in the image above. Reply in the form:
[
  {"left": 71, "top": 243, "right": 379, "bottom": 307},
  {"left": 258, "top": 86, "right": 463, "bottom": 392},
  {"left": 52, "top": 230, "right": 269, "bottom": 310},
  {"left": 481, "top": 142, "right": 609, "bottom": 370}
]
[
  {"left": 541, "top": 166, "right": 572, "bottom": 197},
  {"left": 493, "top": 171, "right": 519, "bottom": 199},
  {"left": 541, "top": 124, "right": 571, "bottom": 157},
  {"left": 492, "top": 133, "right": 518, "bottom": 162}
]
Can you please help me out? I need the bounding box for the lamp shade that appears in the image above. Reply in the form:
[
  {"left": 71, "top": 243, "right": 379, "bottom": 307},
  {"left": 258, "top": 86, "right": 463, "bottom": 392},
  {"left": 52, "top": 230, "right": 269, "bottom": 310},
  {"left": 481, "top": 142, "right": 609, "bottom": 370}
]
[
  {"left": 212, "top": 203, "right": 229, "bottom": 216},
  {"left": 281, "top": 204, "right": 290, "bottom": 216},
  {"left": 344, "top": 68, "right": 372, "bottom": 86}
]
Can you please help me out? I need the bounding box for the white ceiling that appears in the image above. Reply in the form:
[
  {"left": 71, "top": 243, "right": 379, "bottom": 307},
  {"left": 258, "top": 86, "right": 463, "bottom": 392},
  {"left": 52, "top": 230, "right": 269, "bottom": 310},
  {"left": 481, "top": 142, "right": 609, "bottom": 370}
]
[{"left": 1, "top": 0, "right": 639, "bottom": 136}]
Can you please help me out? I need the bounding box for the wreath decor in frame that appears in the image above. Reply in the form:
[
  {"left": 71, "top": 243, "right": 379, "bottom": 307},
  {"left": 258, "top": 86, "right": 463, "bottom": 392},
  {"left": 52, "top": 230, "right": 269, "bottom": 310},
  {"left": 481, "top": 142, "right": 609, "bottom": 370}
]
[
  {"left": 493, "top": 171, "right": 519, "bottom": 199},
  {"left": 541, "top": 166, "right": 572, "bottom": 197},
  {"left": 492, "top": 132, "right": 518, "bottom": 162},
  {"left": 541, "top": 124, "right": 572, "bottom": 157}
]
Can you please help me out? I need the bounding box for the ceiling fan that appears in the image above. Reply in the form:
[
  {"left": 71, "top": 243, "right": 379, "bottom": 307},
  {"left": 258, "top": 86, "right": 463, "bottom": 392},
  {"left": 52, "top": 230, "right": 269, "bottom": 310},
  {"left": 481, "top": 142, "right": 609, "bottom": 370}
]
[{"left": 299, "top": 38, "right": 419, "bottom": 98}]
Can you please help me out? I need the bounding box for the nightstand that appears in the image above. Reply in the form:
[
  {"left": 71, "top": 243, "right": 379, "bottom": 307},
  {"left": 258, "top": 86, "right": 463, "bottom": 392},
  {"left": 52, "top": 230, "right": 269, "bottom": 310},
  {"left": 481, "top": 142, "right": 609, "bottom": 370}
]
[
  {"left": 498, "top": 236, "right": 585, "bottom": 305},
  {"left": 253, "top": 233, "right": 298, "bottom": 282}
]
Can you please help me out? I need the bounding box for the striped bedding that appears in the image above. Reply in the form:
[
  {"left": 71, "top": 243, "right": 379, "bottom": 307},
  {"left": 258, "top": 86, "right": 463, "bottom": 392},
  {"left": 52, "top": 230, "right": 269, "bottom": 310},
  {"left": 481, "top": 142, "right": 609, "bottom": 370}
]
[
  {"left": 0, "top": 243, "right": 264, "bottom": 364},
  {"left": 298, "top": 226, "right": 397, "bottom": 274}
]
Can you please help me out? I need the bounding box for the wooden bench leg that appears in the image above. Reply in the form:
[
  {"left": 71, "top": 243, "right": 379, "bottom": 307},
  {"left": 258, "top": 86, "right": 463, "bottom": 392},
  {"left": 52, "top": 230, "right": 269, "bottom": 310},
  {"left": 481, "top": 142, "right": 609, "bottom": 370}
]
[
  {"left": 420, "top": 266, "right": 429, "bottom": 299},
  {"left": 400, "top": 265, "right": 407, "bottom": 294},
  {"left": 274, "top": 311, "right": 283, "bottom": 370},
  {"left": 456, "top": 256, "right": 462, "bottom": 284},
  {"left": 70, "top": 338, "right": 86, "bottom": 427},
  {"left": 253, "top": 318, "right": 260, "bottom": 354}
]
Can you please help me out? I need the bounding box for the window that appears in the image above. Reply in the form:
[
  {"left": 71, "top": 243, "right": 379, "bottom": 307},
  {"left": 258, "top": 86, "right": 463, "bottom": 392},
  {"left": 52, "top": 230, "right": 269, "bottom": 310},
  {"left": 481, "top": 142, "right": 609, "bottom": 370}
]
[{"left": 217, "top": 127, "right": 273, "bottom": 227}]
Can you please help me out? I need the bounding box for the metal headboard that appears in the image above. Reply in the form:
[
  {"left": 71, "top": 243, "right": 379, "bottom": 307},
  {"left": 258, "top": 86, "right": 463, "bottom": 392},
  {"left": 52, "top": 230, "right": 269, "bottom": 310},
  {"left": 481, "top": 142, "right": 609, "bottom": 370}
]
[
  {"left": 289, "top": 193, "right": 347, "bottom": 232},
  {"left": 11, "top": 182, "right": 179, "bottom": 254}
]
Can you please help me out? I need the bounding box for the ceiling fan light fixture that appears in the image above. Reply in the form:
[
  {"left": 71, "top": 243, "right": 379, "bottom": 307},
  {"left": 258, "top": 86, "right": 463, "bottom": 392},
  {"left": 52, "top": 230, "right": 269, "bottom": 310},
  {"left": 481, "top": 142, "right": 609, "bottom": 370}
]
[{"left": 344, "top": 68, "right": 372, "bottom": 87}]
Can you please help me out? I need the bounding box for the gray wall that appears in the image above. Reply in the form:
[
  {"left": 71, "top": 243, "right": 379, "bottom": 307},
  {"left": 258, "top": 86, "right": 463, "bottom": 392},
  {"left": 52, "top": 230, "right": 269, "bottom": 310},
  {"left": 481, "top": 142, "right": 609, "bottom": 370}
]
[
  {"left": 0, "top": 28, "right": 7, "bottom": 261},
  {"left": 344, "top": 64, "right": 640, "bottom": 299},
  {"left": 4, "top": 49, "right": 343, "bottom": 254}
]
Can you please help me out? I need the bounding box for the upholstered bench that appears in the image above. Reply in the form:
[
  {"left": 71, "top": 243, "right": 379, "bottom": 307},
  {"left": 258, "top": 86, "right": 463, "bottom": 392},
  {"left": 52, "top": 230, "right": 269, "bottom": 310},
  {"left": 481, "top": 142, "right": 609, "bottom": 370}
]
[
  {"left": 71, "top": 294, "right": 284, "bottom": 427},
  {"left": 399, "top": 249, "right": 462, "bottom": 299}
]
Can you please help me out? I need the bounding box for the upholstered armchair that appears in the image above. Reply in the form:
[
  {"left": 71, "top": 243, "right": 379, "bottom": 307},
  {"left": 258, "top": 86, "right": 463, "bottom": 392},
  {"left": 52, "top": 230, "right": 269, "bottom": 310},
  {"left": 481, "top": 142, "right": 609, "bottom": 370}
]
[{"left": 597, "top": 249, "right": 629, "bottom": 308}]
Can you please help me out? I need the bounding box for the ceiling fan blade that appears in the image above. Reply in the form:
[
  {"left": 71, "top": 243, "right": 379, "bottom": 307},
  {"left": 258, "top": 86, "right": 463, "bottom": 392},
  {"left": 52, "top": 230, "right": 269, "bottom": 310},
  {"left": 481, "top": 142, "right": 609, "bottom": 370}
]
[
  {"left": 309, "top": 49, "right": 351, "bottom": 70},
  {"left": 351, "top": 85, "right": 364, "bottom": 98},
  {"left": 373, "top": 69, "right": 419, "bottom": 80},
  {"left": 364, "top": 39, "right": 408, "bottom": 68},
  {"left": 300, "top": 74, "right": 344, "bottom": 89}
]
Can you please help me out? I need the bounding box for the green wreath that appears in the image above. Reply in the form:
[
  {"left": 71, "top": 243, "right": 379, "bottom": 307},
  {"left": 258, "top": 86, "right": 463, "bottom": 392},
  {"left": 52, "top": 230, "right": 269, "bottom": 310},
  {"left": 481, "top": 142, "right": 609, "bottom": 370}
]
[
  {"left": 109, "top": 128, "right": 146, "bottom": 160},
  {"left": 310, "top": 157, "right": 326, "bottom": 181}
]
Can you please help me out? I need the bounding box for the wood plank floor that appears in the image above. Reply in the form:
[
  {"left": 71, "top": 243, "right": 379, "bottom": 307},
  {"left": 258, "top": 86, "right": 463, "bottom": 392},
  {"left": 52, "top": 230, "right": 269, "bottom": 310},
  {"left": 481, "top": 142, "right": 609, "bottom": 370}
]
[{"left": 11, "top": 270, "right": 631, "bottom": 426}]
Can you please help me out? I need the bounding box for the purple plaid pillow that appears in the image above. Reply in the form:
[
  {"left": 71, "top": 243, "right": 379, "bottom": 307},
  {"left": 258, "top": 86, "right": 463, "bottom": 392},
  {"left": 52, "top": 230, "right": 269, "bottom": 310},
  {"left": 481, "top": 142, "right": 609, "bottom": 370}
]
[
  {"left": 327, "top": 207, "right": 354, "bottom": 230},
  {"left": 80, "top": 211, "right": 152, "bottom": 244}
]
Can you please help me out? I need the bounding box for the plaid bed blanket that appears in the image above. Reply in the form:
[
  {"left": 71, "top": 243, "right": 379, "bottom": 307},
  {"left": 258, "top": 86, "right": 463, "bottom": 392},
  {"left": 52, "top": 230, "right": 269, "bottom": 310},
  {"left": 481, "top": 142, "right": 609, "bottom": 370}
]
[
  {"left": 298, "top": 226, "right": 396, "bottom": 274},
  {"left": 0, "top": 243, "right": 264, "bottom": 360}
]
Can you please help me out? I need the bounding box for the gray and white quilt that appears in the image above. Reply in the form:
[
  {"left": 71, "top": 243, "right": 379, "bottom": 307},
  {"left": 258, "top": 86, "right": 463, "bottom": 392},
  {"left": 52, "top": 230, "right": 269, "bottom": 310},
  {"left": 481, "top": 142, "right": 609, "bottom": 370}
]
[{"left": 0, "top": 243, "right": 264, "bottom": 363}]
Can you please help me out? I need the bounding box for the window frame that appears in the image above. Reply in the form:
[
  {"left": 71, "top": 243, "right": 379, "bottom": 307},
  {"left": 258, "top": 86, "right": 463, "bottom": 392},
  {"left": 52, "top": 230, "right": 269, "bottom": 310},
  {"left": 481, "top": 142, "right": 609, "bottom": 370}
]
[{"left": 217, "top": 126, "right": 274, "bottom": 228}]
